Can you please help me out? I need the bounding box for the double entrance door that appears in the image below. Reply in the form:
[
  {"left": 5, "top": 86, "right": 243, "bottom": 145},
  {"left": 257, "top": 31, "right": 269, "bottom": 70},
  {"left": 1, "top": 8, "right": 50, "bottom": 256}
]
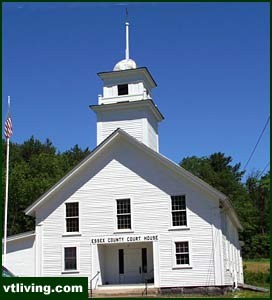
[{"left": 119, "top": 248, "right": 147, "bottom": 284}]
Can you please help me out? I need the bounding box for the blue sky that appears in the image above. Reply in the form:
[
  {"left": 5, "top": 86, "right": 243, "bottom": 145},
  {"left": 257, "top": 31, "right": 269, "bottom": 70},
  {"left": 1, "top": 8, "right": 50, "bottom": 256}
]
[{"left": 2, "top": 2, "right": 270, "bottom": 180}]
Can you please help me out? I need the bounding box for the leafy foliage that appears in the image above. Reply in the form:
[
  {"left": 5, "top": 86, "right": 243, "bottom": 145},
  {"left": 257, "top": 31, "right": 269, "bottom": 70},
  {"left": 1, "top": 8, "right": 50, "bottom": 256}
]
[
  {"left": 2, "top": 137, "right": 90, "bottom": 235},
  {"left": 180, "top": 152, "right": 270, "bottom": 259},
  {"left": 243, "top": 264, "right": 270, "bottom": 288}
]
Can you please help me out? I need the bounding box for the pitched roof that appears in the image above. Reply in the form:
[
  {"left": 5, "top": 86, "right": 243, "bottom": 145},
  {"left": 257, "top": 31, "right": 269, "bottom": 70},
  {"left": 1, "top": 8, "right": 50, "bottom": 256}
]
[
  {"left": 97, "top": 67, "right": 157, "bottom": 88},
  {"left": 24, "top": 128, "right": 242, "bottom": 230},
  {"left": 2, "top": 231, "right": 35, "bottom": 243},
  {"left": 90, "top": 99, "right": 164, "bottom": 122}
]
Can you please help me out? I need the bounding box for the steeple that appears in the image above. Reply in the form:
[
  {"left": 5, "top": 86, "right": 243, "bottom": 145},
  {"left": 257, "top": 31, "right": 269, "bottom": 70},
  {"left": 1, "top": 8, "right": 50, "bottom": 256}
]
[{"left": 90, "top": 18, "right": 164, "bottom": 152}]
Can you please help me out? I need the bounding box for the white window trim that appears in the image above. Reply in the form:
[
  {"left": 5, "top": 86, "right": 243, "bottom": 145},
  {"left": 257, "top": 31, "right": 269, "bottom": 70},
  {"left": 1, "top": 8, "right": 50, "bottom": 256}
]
[
  {"left": 172, "top": 237, "right": 193, "bottom": 269},
  {"left": 61, "top": 243, "right": 80, "bottom": 274},
  {"left": 169, "top": 194, "right": 190, "bottom": 230},
  {"left": 113, "top": 195, "right": 134, "bottom": 233},
  {"left": 63, "top": 201, "right": 81, "bottom": 236}
]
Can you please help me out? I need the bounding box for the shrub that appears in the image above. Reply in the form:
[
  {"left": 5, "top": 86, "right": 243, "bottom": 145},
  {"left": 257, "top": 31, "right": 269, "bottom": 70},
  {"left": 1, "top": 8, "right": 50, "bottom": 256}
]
[{"left": 244, "top": 268, "right": 270, "bottom": 286}]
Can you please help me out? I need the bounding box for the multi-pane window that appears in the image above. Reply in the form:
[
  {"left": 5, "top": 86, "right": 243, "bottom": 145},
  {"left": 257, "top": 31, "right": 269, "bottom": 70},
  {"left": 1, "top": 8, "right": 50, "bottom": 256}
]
[
  {"left": 65, "top": 202, "right": 79, "bottom": 232},
  {"left": 64, "top": 247, "right": 77, "bottom": 270},
  {"left": 117, "top": 199, "right": 131, "bottom": 230},
  {"left": 175, "top": 241, "right": 190, "bottom": 265},
  {"left": 118, "top": 84, "right": 128, "bottom": 95},
  {"left": 171, "top": 195, "right": 187, "bottom": 227}
]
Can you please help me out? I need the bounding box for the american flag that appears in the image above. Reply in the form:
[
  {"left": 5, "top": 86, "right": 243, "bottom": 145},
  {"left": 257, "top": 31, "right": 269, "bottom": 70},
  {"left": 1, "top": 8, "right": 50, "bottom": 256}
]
[{"left": 4, "top": 115, "right": 12, "bottom": 139}]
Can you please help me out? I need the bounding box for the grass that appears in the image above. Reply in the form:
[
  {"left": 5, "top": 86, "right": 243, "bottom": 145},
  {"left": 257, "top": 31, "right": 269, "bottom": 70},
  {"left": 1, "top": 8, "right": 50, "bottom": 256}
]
[
  {"left": 243, "top": 258, "right": 270, "bottom": 291},
  {"left": 243, "top": 259, "right": 270, "bottom": 274},
  {"left": 244, "top": 258, "right": 270, "bottom": 263},
  {"left": 157, "top": 290, "right": 270, "bottom": 298},
  {"left": 232, "top": 290, "right": 270, "bottom": 298}
]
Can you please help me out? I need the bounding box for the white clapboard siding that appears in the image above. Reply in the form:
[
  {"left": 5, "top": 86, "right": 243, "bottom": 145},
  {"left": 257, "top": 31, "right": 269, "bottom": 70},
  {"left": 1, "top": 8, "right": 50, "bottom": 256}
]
[
  {"left": 220, "top": 211, "right": 244, "bottom": 285},
  {"left": 146, "top": 111, "right": 159, "bottom": 151},
  {"left": 99, "top": 119, "right": 143, "bottom": 144},
  {"left": 96, "top": 108, "right": 159, "bottom": 151},
  {"left": 35, "top": 137, "right": 236, "bottom": 287}
]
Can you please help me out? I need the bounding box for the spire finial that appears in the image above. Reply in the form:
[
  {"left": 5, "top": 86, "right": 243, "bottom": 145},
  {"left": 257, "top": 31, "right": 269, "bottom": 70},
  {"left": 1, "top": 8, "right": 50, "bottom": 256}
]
[
  {"left": 126, "top": 8, "right": 128, "bottom": 22},
  {"left": 125, "top": 8, "right": 129, "bottom": 60}
]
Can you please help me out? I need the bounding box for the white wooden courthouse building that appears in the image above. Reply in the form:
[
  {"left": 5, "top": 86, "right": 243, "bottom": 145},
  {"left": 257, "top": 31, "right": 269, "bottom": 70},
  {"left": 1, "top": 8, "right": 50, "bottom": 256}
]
[{"left": 4, "top": 21, "right": 244, "bottom": 293}]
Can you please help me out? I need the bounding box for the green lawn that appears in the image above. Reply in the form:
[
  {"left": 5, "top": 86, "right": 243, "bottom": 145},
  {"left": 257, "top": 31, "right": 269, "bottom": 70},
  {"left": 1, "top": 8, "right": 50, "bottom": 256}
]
[
  {"left": 158, "top": 290, "right": 270, "bottom": 298},
  {"left": 243, "top": 258, "right": 270, "bottom": 292},
  {"left": 232, "top": 290, "right": 270, "bottom": 298},
  {"left": 243, "top": 259, "right": 270, "bottom": 273}
]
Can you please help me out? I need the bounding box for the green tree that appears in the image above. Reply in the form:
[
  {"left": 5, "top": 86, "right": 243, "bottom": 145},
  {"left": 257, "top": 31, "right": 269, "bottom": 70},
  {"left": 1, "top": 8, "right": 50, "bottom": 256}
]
[
  {"left": 180, "top": 152, "right": 267, "bottom": 259},
  {"left": 2, "top": 137, "right": 90, "bottom": 235},
  {"left": 61, "top": 144, "right": 90, "bottom": 173},
  {"left": 246, "top": 172, "right": 270, "bottom": 234},
  {"left": 180, "top": 152, "right": 245, "bottom": 205},
  {"left": 244, "top": 171, "right": 270, "bottom": 258}
]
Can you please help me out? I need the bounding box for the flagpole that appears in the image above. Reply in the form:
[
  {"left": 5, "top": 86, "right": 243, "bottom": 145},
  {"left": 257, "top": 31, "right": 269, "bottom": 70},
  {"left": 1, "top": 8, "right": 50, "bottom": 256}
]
[{"left": 3, "top": 96, "right": 11, "bottom": 267}]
